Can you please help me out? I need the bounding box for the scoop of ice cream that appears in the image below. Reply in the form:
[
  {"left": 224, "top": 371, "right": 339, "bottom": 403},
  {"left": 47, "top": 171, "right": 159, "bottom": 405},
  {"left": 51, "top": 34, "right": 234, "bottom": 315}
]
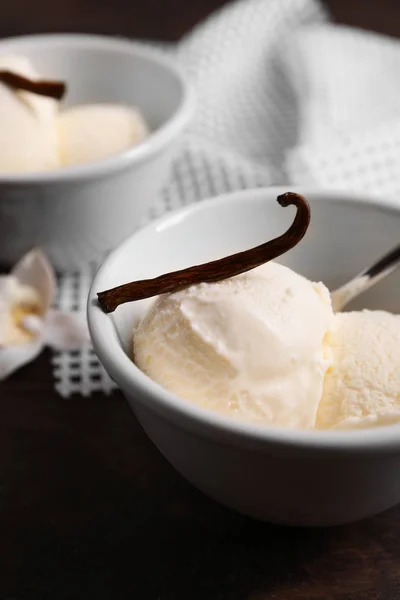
[
  {"left": 133, "top": 262, "right": 334, "bottom": 429},
  {"left": 316, "top": 310, "right": 400, "bottom": 429},
  {"left": 58, "top": 104, "right": 149, "bottom": 167},
  {"left": 0, "top": 54, "right": 60, "bottom": 172}
]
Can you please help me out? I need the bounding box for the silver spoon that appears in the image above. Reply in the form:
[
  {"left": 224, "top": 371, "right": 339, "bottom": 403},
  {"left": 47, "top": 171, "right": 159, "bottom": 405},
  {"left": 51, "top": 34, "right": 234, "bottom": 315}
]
[{"left": 331, "top": 242, "right": 400, "bottom": 312}]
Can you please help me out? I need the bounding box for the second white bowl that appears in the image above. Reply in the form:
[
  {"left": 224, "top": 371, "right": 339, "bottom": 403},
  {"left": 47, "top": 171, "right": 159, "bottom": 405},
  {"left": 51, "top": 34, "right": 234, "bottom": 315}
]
[{"left": 0, "top": 34, "right": 194, "bottom": 270}]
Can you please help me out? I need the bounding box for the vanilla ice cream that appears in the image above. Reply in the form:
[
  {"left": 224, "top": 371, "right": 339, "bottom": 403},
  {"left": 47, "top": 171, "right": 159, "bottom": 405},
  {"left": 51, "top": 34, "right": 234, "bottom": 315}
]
[
  {"left": 134, "top": 262, "right": 334, "bottom": 429},
  {"left": 316, "top": 310, "right": 400, "bottom": 429},
  {"left": 58, "top": 104, "right": 149, "bottom": 167},
  {"left": 0, "top": 54, "right": 60, "bottom": 172},
  {"left": 0, "top": 54, "right": 149, "bottom": 173}
]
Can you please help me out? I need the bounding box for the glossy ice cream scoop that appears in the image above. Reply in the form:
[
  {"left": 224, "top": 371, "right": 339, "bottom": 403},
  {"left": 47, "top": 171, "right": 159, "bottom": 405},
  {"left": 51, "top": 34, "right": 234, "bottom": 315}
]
[{"left": 133, "top": 262, "right": 334, "bottom": 429}]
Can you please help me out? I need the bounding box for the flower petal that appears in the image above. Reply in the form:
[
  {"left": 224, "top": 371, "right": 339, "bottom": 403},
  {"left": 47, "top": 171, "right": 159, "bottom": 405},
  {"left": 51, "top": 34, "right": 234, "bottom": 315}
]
[
  {"left": 0, "top": 337, "right": 44, "bottom": 380},
  {"left": 12, "top": 249, "right": 55, "bottom": 315},
  {"left": 44, "top": 310, "right": 89, "bottom": 351},
  {"left": 22, "top": 315, "right": 44, "bottom": 337}
]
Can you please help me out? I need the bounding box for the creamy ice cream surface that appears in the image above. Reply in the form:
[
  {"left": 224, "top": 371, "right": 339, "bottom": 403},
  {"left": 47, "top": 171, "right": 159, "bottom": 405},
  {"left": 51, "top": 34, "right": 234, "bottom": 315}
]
[
  {"left": 316, "top": 310, "right": 400, "bottom": 429},
  {"left": 133, "top": 259, "right": 400, "bottom": 432},
  {"left": 134, "top": 262, "right": 334, "bottom": 429},
  {"left": 58, "top": 104, "right": 149, "bottom": 167},
  {"left": 0, "top": 54, "right": 60, "bottom": 172}
]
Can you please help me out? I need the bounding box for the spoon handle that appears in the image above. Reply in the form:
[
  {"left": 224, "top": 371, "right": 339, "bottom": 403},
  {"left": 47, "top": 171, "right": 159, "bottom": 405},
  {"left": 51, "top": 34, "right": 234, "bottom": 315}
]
[
  {"left": 363, "top": 243, "right": 400, "bottom": 279},
  {"left": 332, "top": 243, "right": 400, "bottom": 312}
]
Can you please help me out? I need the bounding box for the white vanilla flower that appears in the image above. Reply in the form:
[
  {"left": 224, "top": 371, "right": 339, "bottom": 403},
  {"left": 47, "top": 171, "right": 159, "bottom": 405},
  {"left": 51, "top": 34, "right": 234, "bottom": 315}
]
[{"left": 0, "top": 249, "right": 88, "bottom": 380}]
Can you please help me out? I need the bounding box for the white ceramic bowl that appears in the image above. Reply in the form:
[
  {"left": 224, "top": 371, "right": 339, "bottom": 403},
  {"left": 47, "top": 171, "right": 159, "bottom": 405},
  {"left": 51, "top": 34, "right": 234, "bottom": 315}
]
[
  {"left": 0, "top": 34, "right": 194, "bottom": 271},
  {"left": 88, "top": 187, "right": 400, "bottom": 527}
]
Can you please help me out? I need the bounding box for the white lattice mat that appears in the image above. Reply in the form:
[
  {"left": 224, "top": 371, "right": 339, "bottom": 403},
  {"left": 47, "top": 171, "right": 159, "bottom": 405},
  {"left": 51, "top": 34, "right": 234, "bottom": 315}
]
[{"left": 52, "top": 269, "right": 116, "bottom": 396}]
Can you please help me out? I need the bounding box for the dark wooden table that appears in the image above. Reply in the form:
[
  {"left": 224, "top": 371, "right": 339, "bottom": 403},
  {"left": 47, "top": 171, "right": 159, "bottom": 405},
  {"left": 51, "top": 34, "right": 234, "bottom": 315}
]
[{"left": 2, "top": 1, "right": 400, "bottom": 598}]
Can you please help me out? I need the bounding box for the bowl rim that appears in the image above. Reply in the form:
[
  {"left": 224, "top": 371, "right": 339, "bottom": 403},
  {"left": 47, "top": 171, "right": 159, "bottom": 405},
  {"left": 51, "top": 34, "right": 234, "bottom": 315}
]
[
  {"left": 88, "top": 186, "right": 400, "bottom": 454},
  {"left": 0, "top": 33, "right": 195, "bottom": 185}
]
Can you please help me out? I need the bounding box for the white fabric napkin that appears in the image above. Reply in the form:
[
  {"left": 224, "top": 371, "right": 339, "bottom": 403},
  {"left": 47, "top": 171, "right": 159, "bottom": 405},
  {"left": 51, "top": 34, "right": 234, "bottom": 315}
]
[
  {"left": 284, "top": 24, "right": 400, "bottom": 199},
  {"left": 53, "top": 0, "right": 400, "bottom": 396},
  {"left": 175, "top": 0, "right": 400, "bottom": 202}
]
